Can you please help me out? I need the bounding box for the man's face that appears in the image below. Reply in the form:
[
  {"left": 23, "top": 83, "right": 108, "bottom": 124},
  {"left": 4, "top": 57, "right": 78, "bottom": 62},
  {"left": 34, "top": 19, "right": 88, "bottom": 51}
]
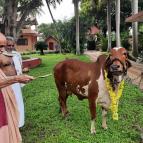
[
  {"left": 6, "top": 40, "right": 15, "bottom": 52},
  {"left": 0, "top": 40, "right": 6, "bottom": 53}
]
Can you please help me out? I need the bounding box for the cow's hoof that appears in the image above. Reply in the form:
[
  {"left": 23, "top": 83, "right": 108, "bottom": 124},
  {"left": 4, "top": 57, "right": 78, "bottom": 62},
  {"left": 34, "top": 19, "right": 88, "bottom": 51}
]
[
  {"left": 102, "top": 126, "right": 108, "bottom": 130},
  {"left": 91, "top": 128, "right": 96, "bottom": 134}
]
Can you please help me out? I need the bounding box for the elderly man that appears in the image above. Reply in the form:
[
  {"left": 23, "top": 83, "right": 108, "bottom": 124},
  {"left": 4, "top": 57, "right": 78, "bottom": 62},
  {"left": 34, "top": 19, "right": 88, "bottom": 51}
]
[
  {"left": 0, "top": 32, "right": 34, "bottom": 143},
  {"left": 5, "top": 36, "right": 25, "bottom": 127}
]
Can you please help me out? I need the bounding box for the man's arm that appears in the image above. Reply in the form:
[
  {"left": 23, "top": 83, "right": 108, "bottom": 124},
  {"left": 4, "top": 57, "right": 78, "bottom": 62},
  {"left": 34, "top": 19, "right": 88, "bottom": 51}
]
[{"left": 0, "top": 75, "right": 34, "bottom": 88}]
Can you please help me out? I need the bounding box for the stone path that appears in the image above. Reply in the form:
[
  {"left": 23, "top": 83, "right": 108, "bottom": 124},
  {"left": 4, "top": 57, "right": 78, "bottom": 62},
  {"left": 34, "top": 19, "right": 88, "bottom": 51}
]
[{"left": 84, "top": 50, "right": 143, "bottom": 90}]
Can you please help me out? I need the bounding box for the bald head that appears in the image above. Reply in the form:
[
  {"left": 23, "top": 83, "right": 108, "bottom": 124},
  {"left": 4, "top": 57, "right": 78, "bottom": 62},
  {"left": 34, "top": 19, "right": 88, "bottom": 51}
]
[
  {"left": 0, "top": 33, "right": 6, "bottom": 52},
  {"left": 0, "top": 32, "right": 6, "bottom": 45}
]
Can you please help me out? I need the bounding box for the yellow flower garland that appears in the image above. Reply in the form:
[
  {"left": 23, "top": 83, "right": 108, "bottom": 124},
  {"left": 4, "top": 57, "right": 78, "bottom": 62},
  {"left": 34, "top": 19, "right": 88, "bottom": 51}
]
[{"left": 104, "top": 70, "right": 124, "bottom": 120}]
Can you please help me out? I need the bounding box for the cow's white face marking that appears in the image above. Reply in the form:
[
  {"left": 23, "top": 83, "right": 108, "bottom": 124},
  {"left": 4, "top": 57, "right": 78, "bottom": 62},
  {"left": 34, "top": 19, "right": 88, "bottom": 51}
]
[{"left": 113, "top": 47, "right": 122, "bottom": 51}]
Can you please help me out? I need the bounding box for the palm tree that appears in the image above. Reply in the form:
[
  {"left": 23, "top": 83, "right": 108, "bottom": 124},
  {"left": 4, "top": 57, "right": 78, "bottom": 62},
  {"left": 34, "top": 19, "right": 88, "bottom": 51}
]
[
  {"left": 115, "top": 0, "right": 121, "bottom": 47},
  {"left": 73, "top": 0, "right": 80, "bottom": 55},
  {"left": 132, "top": 0, "right": 138, "bottom": 57},
  {"left": 92, "top": 0, "right": 112, "bottom": 51},
  {"left": 2, "top": 0, "right": 43, "bottom": 38},
  {"left": 45, "top": 0, "right": 62, "bottom": 53},
  {"left": 3, "top": 0, "right": 18, "bottom": 38},
  {"left": 107, "top": 0, "right": 112, "bottom": 51}
]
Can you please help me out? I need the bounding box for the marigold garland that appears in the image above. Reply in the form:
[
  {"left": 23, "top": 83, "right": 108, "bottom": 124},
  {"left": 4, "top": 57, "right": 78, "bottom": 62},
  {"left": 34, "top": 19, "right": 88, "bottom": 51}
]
[{"left": 104, "top": 70, "right": 124, "bottom": 120}]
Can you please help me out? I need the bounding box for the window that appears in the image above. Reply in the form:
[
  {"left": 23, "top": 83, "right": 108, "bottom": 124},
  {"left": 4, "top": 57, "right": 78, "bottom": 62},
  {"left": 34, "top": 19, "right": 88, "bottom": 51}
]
[{"left": 17, "top": 38, "right": 28, "bottom": 45}]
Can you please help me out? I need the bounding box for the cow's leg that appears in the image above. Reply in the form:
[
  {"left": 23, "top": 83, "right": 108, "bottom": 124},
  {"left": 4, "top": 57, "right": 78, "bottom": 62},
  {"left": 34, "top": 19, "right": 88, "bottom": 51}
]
[
  {"left": 58, "top": 88, "right": 69, "bottom": 117},
  {"left": 55, "top": 80, "right": 69, "bottom": 117},
  {"left": 102, "top": 107, "right": 108, "bottom": 130},
  {"left": 88, "top": 97, "right": 96, "bottom": 134}
]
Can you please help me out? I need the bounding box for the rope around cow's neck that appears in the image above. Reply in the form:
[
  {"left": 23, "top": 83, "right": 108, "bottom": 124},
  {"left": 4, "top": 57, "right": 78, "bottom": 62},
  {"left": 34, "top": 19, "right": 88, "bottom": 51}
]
[{"left": 104, "top": 70, "right": 124, "bottom": 120}]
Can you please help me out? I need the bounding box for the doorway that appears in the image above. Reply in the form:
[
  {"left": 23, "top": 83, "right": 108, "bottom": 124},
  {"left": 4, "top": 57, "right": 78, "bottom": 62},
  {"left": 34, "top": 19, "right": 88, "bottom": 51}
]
[{"left": 49, "top": 42, "right": 54, "bottom": 50}]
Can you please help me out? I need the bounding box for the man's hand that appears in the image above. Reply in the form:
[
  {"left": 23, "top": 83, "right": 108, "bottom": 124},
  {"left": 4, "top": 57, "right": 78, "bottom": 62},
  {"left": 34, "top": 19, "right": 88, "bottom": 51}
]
[{"left": 16, "top": 75, "right": 35, "bottom": 84}]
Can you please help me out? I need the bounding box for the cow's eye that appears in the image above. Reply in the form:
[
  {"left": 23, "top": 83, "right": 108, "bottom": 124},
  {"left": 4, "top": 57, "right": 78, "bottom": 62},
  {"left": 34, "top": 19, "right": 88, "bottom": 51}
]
[{"left": 123, "top": 52, "right": 127, "bottom": 57}]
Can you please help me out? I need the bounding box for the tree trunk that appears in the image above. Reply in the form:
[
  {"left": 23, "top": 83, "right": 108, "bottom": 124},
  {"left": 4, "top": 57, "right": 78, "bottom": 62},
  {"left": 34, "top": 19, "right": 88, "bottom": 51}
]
[
  {"left": 115, "top": 0, "right": 121, "bottom": 47},
  {"left": 4, "top": 0, "right": 17, "bottom": 38},
  {"left": 40, "top": 49, "right": 44, "bottom": 55},
  {"left": 45, "top": 0, "right": 62, "bottom": 53},
  {"left": 107, "top": 0, "right": 112, "bottom": 51},
  {"left": 3, "top": 0, "right": 17, "bottom": 38},
  {"left": 132, "top": 0, "right": 138, "bottom": 57},
  {"left": 16, "top": 8, "right": 31, "bottom": 38},
  {"left": 74, "top": 0, "right": 80, "bottom": 55}
]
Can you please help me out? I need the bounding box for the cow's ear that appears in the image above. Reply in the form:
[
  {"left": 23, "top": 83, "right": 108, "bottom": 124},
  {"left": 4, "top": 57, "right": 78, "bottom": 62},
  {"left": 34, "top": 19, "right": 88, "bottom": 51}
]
[
  {"left": 105, "top": 55, "right": 111, "bottom": 68},
  {"left": 126, "top": 59, "right": 132, "bottom": 69},
  {"left": 125, "top": 52, "right": 132, "bottom": 68}
]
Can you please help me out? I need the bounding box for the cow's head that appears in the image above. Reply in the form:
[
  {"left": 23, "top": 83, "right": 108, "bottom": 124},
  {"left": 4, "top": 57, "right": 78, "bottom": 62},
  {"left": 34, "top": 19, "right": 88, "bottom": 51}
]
[{"left": 105, "top": 47, "right": 131, "bottom": 87}]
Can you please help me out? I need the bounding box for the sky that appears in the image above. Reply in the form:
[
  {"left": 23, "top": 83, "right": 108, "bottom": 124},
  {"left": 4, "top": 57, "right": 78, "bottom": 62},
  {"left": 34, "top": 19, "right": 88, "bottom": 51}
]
[{"left": 37, "top": 0, "right": 74, "bottom": 25}]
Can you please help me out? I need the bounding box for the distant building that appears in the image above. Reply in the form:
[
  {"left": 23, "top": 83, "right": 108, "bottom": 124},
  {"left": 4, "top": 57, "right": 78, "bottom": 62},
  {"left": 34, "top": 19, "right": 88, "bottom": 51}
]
[
  {"left": 45, "top": 36, "right": 60, "bottom": 51},
  {"left": 16, "top": 28, "right": 38, "bottom": 52},
  {"left": 0, "top": 15, "right": 38, "bottom": 52},
  {"left": 87, "top": 26, "right": 100, "bottom": 35},
  {"left": 126, "top": 11, "right": 143, "bottom": 22},
  {"left": 86, "top": 26, "right": 100, "bottom": 50}
]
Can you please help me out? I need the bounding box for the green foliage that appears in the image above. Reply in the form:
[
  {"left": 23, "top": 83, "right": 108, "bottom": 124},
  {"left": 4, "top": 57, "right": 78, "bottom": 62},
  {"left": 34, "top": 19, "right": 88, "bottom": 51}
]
[
  {"left": 38, "top": 23, "right": 57, "bottom": 40},
  {"left": 80, "top": 0, "right": 91, "bottom": 14},
  {"left": 22, "top": 51, "right": 37, "bottom": 55},
  {"left": 139, "top": 24, "right": 143, "bottom": 54},
  {"left": 21, "top": 54, "right": 143, "bottom": 143},
  {"left": 138, "top": 33, "right": 143, "bottom": 53},
  {"left": 139, "top": 24, "right": 143, "bottom": 33},
  {"left": 35, "top": 41, "right": 48, "bottom": 55},
  {"left": 97, "top": 34, "right": 108, "bottom": 51},
  {"left": 22, "top": 56, "right": 31, "bottom": 60},
  {"left": 121, "top": 32, "right": 130, "bottom": 50}
]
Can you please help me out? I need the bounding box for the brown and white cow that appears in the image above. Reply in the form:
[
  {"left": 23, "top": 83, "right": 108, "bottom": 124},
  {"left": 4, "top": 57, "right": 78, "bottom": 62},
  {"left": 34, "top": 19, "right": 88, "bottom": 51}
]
[{"left": 54, "top": 47, "right": 131, "bottom": 134}]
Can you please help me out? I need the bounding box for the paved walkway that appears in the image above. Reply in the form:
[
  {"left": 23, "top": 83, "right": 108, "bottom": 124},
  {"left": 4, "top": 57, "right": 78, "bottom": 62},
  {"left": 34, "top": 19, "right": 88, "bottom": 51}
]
[{"left": 84, "top": 50, "right": 143, "bottom": 90}]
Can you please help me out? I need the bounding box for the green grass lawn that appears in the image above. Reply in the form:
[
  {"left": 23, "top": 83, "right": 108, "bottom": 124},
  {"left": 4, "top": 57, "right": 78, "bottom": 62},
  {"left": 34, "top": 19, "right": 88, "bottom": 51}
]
[{"left": 21, "top": 54, "right": 143, "bottom": 143}]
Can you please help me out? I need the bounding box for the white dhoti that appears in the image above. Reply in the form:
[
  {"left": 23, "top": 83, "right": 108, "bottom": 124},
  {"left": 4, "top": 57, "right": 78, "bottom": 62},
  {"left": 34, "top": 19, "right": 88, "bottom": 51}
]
[
  {"left": 12, "top": 52, "right": 25, "bottom": 128},
  {"left": 11, "top": 83, "right": 24, "bottom": 127}
]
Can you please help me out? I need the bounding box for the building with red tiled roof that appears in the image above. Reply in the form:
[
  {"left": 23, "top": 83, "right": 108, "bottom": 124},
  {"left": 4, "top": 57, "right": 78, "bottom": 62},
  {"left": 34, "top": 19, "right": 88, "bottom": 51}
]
[
  {"left": 16, "top": 28, "right": 38, "bottom": 52},
  {"left": 45, "top": 36, "right": 60, "bottom": 51},
  {"left": 86, "top": 26, "right": 100, "bottom": 50},
  {"left": 88, "top": 26, "right": 100, "bottom": 35},
  {"left": 126, "top": 11, "right": 143, "bottom": 22}
]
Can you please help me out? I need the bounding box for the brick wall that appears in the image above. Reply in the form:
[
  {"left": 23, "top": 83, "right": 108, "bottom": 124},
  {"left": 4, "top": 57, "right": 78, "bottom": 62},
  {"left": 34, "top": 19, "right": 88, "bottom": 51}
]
[{"left": 22, "top": 58, "right": 42, "bottom": 69}]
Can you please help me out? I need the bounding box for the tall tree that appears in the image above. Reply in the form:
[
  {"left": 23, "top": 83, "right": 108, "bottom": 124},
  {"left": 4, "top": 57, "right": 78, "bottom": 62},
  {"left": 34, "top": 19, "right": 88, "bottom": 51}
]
[
  {"left": 107, "top": 0, "right": 112, "bottom": 51},
  {"left": 132, "top": 0, "right": 138, "bottom": 57},
  {"left": 3, "top": 0, "right": 18, "bottom": 38},
  {"left": 2, "top": 0, "right": 43, "bottom": 38},
  {"left": 73, "top": 0, "right": 80, "bottom": 55},
  {"left": 45, "top": 0, "right": 62, "bottom": 53},
  {"left": 1, "top": 0, "right": 62, "bottom": 39},
  {"left": 115, "top": 0, "right": 121, "bottom": 47},
  {"left": 90, "top": 0, "right": 112, "bottom": 50}
]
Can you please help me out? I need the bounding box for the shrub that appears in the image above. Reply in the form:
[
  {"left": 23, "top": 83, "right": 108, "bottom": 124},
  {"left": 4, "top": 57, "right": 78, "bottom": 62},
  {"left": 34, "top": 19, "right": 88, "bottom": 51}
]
[
  {"left": 35, "top": 41, "right": 48, "bottom": 55},
  {"left": 100, "top": 36, "right": 108, "bottom": 51},
  {"left": 138, "top": 33, "right": 143, "bottom": 52},
  {"left": 121, "top": 32, "right": 130, "bottom": 50}
]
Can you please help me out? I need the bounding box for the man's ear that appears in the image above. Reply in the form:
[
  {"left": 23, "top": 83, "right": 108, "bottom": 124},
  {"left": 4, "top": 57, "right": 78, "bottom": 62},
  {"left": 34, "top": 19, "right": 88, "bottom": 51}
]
[{"left": 126, "top": 59, "right": 132, "bottom": 69}]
